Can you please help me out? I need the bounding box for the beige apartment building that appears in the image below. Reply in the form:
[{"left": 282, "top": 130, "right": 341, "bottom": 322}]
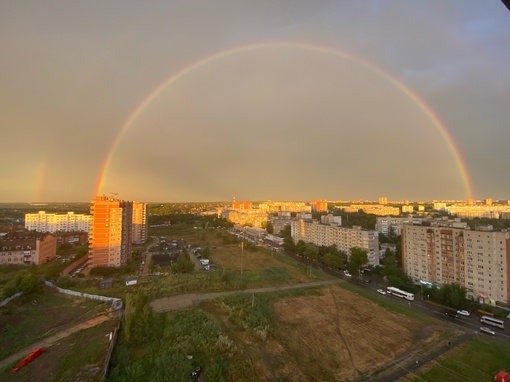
[
  {"left": 0, "top": 230, "right": 57, "bottom": 265},
  {"left": 290, "top": 218, "right": 379, "bottom": 266},
  {"left": 25, "top": 211, "right": 91, "bottom": 233},
  {"left": 258, "top": 201, "right": 312, "bottom": 213},
  {"left": 132, "top": 202, "right": 148, "bottom": 244},
  {"left": 344, "top": 204, "right": 400, "bottom": 216},
  {"left": 88, "top": 195, "right": 136, "bottom": 268},
  {"left": 402, "top": 223, "right": 510, "bottom": 304}
]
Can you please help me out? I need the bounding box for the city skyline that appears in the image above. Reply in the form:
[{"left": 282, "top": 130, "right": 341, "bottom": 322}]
[{"left": 1, "top": 2, "right": 509, "bottom": 202}]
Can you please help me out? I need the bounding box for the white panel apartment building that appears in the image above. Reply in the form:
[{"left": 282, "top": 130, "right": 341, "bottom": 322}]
[
  {"left": 290, "top": 219, "right": 379, "bottom": 266},
  {"left": 402, "top": 223, "right": 510, "bottom": 304},
  {"left": 25, "top": 211, "right": 91, "bottom": 233}
]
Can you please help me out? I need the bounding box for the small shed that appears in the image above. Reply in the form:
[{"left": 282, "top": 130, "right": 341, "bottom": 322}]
[
  {"left": 99, "top": 278, "right": 114, "bottom": 289},
  {"left": 495, "top": 370, "right": 510, "bottom": 382},
  {"left": 126, "top": 277, "right": 138, "bottom": 286}
]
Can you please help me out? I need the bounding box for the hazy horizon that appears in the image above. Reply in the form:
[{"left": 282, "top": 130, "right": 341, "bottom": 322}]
[{"left": 2, "top": 1, "right": 509, "bottom": 203}]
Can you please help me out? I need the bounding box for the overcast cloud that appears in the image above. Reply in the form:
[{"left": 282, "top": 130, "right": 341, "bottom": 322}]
[{"left": 1, "top": 1, "right": 509, "bottom": 202}]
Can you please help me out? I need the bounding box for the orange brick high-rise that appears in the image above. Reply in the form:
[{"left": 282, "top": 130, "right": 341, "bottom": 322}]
[{"left": 89, "top": 195, "right": 136, "bottom": 268}]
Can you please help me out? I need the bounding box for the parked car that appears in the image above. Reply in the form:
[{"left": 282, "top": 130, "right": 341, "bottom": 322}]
[
  {"left": 457, "top": 310, "right": 470, "bottom": 317},
  {"left": 446, "top": 312, "right": 459, "bottom": 319},
  {"left": 377, "top": 289, "right": 386, "bottom": 295},
  {"left": 344, "top": 272, "right": 352, "bottom": 277},
  {"left": 480, "top": 326, "right": 496, "bottom": 336}
]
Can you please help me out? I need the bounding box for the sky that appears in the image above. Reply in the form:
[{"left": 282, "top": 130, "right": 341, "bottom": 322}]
[{"left": 1, "top": 1, "right": 509, "bottom": 203}]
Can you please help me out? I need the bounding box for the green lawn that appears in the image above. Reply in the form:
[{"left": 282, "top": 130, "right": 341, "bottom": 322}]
[{"left": 408, "top": 337, "right": 510, "bottom": 382}]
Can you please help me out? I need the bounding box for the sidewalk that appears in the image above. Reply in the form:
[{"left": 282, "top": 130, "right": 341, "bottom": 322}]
[{"left": 0, "top": 314, "right": 112, "bottom": 369}]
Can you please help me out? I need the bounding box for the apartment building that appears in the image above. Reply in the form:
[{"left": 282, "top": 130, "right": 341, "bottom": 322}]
[
  {"left": 402, "top": 223, "right": 510, "bottom": 304},
  {"left": 258, "top": 201, "right": 312, "bottom": 213},
  {"left": 25, "top": 211, "right": 91, "bottom": 233},
  {"left": 310, "top": 200, "right": 328, "bottom": 212},
  {"left": 132, "top": 202, "right": 148, "bottom": 244},
  {"left": 0, "top": 230, "right": 57, "bottom": 265},
  {"left": 221, "top": 209, "right": 267, "bottom": 228},
  {"left": 88, "top": 195, "right": 139, "bottom": 268},
  {"left": 290, "top": 218, "right": 379, "bottom": 266},
  {"left": 344, "top": 204, "right": 400, "bottom": 216},
  {"left": 375, "top": 216, "right": 426, "bottom": 235}
]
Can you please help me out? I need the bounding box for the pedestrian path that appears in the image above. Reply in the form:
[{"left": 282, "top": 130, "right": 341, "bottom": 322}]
[{"left": 150, "top": 279, "right": 340, "bottom": 312}]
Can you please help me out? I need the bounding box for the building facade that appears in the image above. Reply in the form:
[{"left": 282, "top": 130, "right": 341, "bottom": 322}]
[
  {"left": 290, "top": 219, "right": 379, "bottom": 266},
  {"left": 132, "top": 202, "right": 148, "bottom": 244},
  {"left": 89, "top": 195, "right": 140, "bottom": 268},
  {"left": 402, "top": 223, "right": 510, "bottom": 304},
  {"left": 0, "top": 230, "right": 57, "bottom": 265},
  {"left": 25, "top": 211, "right": 91, "bottom": 233}
]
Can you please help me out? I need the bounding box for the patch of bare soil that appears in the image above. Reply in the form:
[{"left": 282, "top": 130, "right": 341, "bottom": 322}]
[{"left": 209, "top": 285, "right": 442, "bottom": 381}]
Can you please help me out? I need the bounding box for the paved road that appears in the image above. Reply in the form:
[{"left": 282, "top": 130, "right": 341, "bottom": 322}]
[
  {"left": 0, "top": 314, "right": 113, "bottom": 369},
  {"left": 150, "top": 279, "right": 340, "bottom": 312}
]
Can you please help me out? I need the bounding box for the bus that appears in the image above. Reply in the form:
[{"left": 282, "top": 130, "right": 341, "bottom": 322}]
[
  {"left": 386, "top": 287, "right": 415, "bottom": 301},
  {"left": 480, "top": 316, "right": 504, "bottom": 329}
]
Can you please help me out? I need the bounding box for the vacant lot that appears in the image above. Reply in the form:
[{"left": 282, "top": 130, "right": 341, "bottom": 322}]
[
  {"left": 0, "top": 286, "right": 106, "bottom": 360},
  {"left": 205, "top": 284, "right": 453, "bottom": 381},
  {"left": 1, "top": 319, "right": 118, "bottom": 382}
]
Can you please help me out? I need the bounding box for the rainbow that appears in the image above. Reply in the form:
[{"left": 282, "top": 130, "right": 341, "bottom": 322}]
[{"left": 95, "top": 41, "right": 473, "bottom": 199}]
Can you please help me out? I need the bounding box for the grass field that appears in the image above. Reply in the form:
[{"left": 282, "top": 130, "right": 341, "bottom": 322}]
[
  {"left": 0, "top": 286, "right": 105, "bottom": 360},
  {"left": 1, "top": 319, "right": 118, "bottom": 382},
  {"left": 402, "top": 337, "right": 510, "bottom": 382},
  {"left": 109, "top": 284, "right": 454, "bottom": 381}
]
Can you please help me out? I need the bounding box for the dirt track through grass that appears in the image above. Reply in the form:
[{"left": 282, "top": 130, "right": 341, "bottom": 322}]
[{"left": 150, "top": 279, "right": 340, "bottom": 312}]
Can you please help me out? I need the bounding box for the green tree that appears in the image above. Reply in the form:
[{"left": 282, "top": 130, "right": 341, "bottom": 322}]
[
  {"left": 172, "top": 250, "right": 194, "bottom": 273},
  {"left": 295, "top": 240, "right": 306, "bottom": 255},
  {"left": 437, "top": 283, "right": 467, "bottom": 308},
  {"left": 348, "top": 247, "right": 368, "bottom": 275},
  {"left": 201, "top": 246, "right": 210, "bottom": 259},
  {"left": 323, "top": 253, "right": 343, "bottom": 269},
  {"left": 304, "top": 243, "right": 320, "bottom": 261},
  {"left": 266, "top": 222, "right": 274, "bottom": 234}
]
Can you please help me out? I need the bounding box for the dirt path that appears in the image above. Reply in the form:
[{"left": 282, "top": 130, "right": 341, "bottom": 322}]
[
  {"left": 0, "top": 314, "right": 113, "bottom": 369},
  {"left": 150, "top": 279, "right": 340, "bottom": 312}
]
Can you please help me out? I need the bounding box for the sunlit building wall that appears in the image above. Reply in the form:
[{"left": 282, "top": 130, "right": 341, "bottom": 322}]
[
  {"left": 310, "top": 200, "right": 328, "bottom": 212},
  {"left": 25, "top": 211, "right": 91, "bottom": 233},
  {"left": 132, "top": 202, "right": 148, "bottom": 244},
  {"left": 348, "top": 204, "right": 400, "bottom": 216},
  {"left": 222, "top": 209, "right": 268, "bottom": 228},
  {"left": 402, "top": 205, "right": 414, "bottom": 213},
  {"left": 290, "top": 219, "right": 379, "bottom": 266},
  {"left": 259, "top": 201, "right": 312, "bottom": 213},
  {"left": 89, "top": 196, "right": 133, "bottom": 268},
  {"left": 402, "top": 224, "right": 510, "bottom": 304}
]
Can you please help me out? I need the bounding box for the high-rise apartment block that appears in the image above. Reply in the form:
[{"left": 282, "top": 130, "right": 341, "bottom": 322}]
[
  {"left": 88, "top": 195, "right": 145, "bottom": 268},
  {"left": 291, "top": 218, "right": 379, "bottom": 266},
  {"left": 132, "top": 202, "right": 148, "bottom": 244},
  {"left": 379, "top": 197, "right": 388, "bottom": 205},
  {"left": 25, "top": 211, "right": 91, "bottom": 233},
  {"left": 402, "top": 223, "right": 510, "bottom": 304},
  {"left": 310, "top": 200, "right": 328, "bottom": 212}
]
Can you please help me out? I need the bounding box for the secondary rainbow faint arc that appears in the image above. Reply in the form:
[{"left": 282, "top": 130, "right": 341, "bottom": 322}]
[{"left": 95, "top": 41, "right": 473, "bottom": 199}]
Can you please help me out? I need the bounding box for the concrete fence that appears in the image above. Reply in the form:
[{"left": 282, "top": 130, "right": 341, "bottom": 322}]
[
  {"left": 102, "top": 318, "right": 122, "bottom": 379},
  {"left": 0, "top": 291, "right": 23, "bottom": 307},
  {"left": 44, "top": 280, "right": 115, "bottom": 303}
]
